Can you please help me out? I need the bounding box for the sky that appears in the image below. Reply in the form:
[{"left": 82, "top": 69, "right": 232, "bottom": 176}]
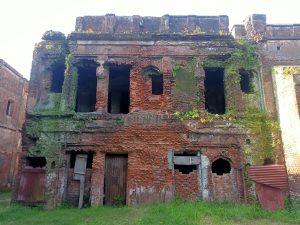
[{"left": 1, "top": 0, "right": 300, "bottom": 80}]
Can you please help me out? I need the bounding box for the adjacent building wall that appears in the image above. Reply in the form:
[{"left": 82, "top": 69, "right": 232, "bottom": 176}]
[
  {"left": 233, "top": 14, "right": 300, "bottom": 200},
  {"left": 0, "top": 59, "right": 28, "bottom": 190}
]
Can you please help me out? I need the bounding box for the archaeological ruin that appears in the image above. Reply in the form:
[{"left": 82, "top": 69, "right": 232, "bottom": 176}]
[{"left": 13, "top": 14, "right": 300, "bottom": 207}]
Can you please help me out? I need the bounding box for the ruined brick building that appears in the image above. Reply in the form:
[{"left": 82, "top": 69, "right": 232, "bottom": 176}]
[
  {"left": 14, "top": 14, "right": 299, "bottom": 207},
  {"left": 0, "top": 59, "right": 28, "bottom": 190},
  {"left": 233, "top": 14, "right": 300, "bottom": 201}
]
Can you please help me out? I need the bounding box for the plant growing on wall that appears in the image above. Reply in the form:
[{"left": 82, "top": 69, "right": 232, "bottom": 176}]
[
  {"left": 175, "top": 39, "right": 281, "bottom": 164},
  {"left": 172, "top": 58, "right": 201, "bottom": 110}
]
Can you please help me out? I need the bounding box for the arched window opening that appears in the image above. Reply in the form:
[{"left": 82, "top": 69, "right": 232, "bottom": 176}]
[
  {"left": 211, "top": 158, "right": 231, "bottom": 175},
  {"left": 142, "top": 66, "right": 163, "bottom": 95}
]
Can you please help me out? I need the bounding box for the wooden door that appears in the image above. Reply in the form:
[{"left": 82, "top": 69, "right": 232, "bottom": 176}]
[{"left": 104, "top": 154, "right": 128, "bottom": 205}]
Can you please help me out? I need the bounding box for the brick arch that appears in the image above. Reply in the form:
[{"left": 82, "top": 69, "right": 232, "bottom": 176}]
[
  {"left": 142, "top": 65, "right": 162, "bottom": 77},
  {"left": 224, "top": 136, "right": 239, "bottom": 146}
]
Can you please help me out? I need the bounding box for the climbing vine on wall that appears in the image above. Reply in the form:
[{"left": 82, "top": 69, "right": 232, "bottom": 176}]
[
  {"left": 26, "top": 115, "right": 89, "bottom": 169},
  {"left": 175, "top": 39, "right": 281, "bottom": 164},
  {"left": 61, "top": 54, "right": 79, "bottom": 112},
  {"left": 282, "top": 66, "right": 300, "bottom": 76}
]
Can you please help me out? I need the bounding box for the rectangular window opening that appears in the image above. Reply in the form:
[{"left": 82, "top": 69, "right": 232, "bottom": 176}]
[
  {"left": 6, "top": 100, "right": 14, "bottom": 116},
  {"left": 50, "top": 62, "right": 65, "bottom": 93},
  {"left": 240, "top": 70, "right": 253, "bottom": 94},
  {"left": 75, "top": 61, "right": 97, "bottom": 112},
  {"left": 108, "top": 67, "right": 130, "bottom": 114},
  {"left": 151, "top": 75, "right": 163, "bottom": 95},
  {"left": 204, "top": 68, "right": 225, "bottom": 114}
]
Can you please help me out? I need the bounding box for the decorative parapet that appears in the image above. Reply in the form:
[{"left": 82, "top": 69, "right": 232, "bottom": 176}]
[{"left": 74, "top": 14, "right": 229, "bottom": 34}]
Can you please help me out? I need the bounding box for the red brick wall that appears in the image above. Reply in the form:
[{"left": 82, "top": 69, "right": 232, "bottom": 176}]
[
  {"left": 211, "top": 171, "right": 239, "bottom": 201},
  {"left": 175, "top": 169, "right": 199, "bottom": 200},
  {"left": 66, "top": 123, "right": 244, "bottom": 206},
  {"left": 0, "top": 61, "right": 28, "bottom": 190},
  {"left": 65, "top": 168, "right": 92, "bottom": 206}
]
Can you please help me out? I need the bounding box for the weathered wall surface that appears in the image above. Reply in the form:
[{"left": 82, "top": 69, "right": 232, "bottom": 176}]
[
  {"left": 15, "top": 14, "right": 284, "bottom": 207},
  {"left": 273, "top": 67, "right": 300, "bottom": 200},
  {"left": 0, "top": 59, "right": 28, "bottom": 190},
  {"left": 233, "top": 14, "right": 300, "bottom": 200}
]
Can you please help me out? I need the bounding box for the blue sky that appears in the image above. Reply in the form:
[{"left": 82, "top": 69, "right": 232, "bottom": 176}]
[{"left": 1, "top": 0, "right": 300, "bottom": 79}]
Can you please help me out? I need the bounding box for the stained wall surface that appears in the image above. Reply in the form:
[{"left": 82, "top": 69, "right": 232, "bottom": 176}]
[
  {"left": 0, "top": 59, "right": 28, "bottom": 190},
  {"left": 15, "top": 14, "right": 293, "bottom": 207}
]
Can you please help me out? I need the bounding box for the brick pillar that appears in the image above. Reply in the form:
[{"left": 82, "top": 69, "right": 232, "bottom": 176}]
[
  {"left": 195, "top": 58, "right": 205, "bottom": 111},
  {"left": 162, "top": 57, "right": 172, "bottom": 111},
  {"left": 90, "top": 151, "right": 105, "bottom": 206},
  {"left": 96, "top": 59, "right": 109, "bottom": 112}
]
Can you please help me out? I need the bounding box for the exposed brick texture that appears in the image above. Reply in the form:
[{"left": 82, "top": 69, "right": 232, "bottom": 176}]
[
  {"left": 175, "top": 169, "right": 199, "bottom": 200},
  {"left": 234, "top": 15, "right": 300, "bottom": 200},
  {"left": 66, "top": 169, "right": 92, "bottom": 206},
  {"left": 0, "top": 60, "right": 28, "bottom": 190},
  {"left": 15, "top": 14, "right": 300, "bottom": 207}
]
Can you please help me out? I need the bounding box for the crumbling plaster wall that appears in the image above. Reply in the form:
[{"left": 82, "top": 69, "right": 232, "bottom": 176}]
[{"left": 273, "top": 67, "right": 300, "bottom": 200}]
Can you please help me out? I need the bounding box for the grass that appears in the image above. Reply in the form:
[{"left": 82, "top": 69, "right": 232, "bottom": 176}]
[{"left": 0, "top": 192, "right": 300, "bottom": 225}]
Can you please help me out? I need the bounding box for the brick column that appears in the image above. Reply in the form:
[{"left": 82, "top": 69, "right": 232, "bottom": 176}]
[
  {"left": 195, "top": 58, "right": 205, "bottom": 111},
  {"left": 90, "top": 151, "right": 105, "bottom": 206},
  {"left": 96, "top": 59, "right": 109, "bottom": 112}
]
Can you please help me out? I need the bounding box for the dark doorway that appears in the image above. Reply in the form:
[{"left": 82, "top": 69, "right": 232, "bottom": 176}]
[
  {"left": 104, "top": 154, "right": 128, "bottom": 205},
  {"left": 75, "top": 60, "right": 97, "bottom": 112},
  {"left": 108, "top": 67, "right": 130, "bottom": 114},
  {"left": 50, "top": 62, "right": 65, "bottom": 93},
  {"left": 204, "top": 68, "right": 225, "bottom": 114}
]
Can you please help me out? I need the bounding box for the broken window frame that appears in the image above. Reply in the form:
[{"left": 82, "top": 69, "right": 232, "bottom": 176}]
[
  {"left": 173, "top": 152, "right": 200, "bottom": 174},
  {"left": 69, "top": 151, "right": 94, "bottom": 169}
]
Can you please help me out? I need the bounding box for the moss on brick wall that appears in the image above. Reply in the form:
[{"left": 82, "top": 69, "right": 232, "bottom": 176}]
[
  {"left": 172, "top": 58, "right": 200, "bottom": 110},
  {"left": 176, "top": 39, "right": 281, "bottom": 165}
]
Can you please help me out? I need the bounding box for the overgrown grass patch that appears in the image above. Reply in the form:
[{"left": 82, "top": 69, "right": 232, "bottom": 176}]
[{"left": 0, "top": 196, "right": 299, "bottom": 225}]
